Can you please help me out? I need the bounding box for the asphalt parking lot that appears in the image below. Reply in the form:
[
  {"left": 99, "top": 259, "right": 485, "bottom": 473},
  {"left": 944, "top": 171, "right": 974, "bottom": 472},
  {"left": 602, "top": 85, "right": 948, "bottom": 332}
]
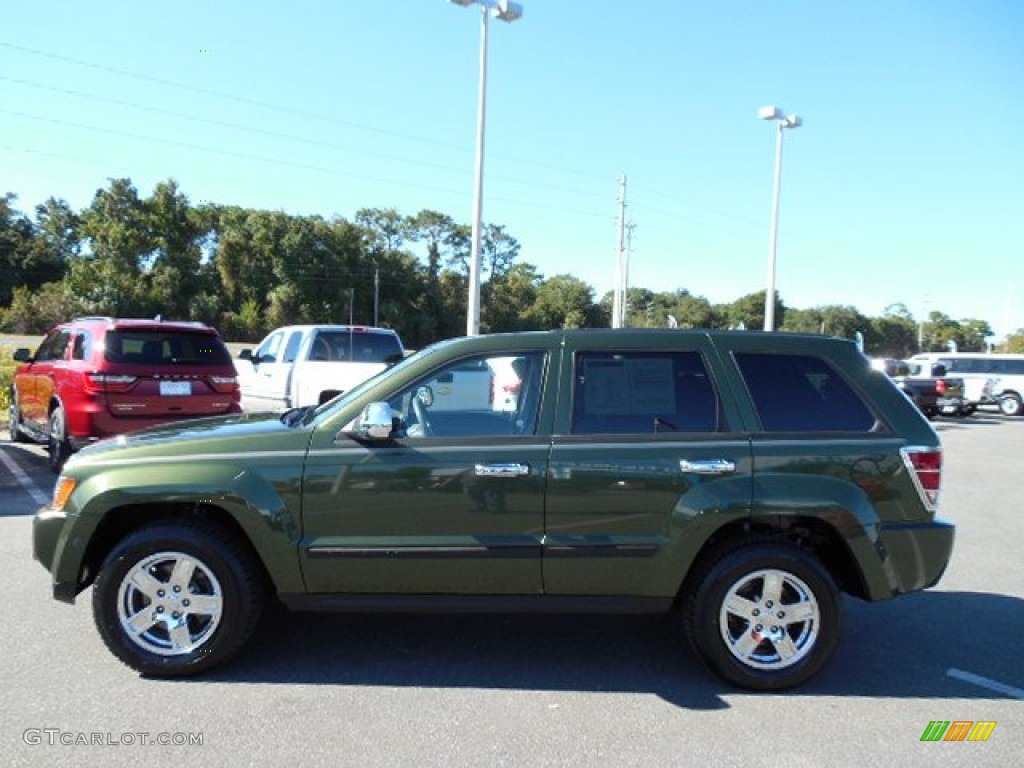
[{"left": 1, "top": 414, "right": 1021, "bottom": 768}]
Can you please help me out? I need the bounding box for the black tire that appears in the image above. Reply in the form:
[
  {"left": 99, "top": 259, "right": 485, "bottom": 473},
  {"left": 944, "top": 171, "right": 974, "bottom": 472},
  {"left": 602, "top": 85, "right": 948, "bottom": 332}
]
[
  {"left": 8, "top": 391, "right": 30, "bottom": 443},
  {"left": 682, "top": 541, "right": 841, "bottom": 691},
  {"left": 91, "top": 520, "right": 265, "bottom": 677},
  {"left": 998, "top": 393, "right": 1023, "bottom": 417},
  {"left": 47, "top": 405, "right": 71, "bottom": 472}
]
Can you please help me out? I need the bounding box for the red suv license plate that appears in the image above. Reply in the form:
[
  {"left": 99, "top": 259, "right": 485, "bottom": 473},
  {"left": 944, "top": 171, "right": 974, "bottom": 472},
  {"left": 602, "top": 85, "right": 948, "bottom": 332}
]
[{"left": 160, "top": 381, "right": 192, "bottom": 396}]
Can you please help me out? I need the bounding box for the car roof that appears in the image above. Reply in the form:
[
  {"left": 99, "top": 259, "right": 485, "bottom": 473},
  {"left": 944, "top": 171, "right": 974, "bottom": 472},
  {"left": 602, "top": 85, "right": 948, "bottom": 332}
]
[{"left": 69, "top": 317, "right": 218, "bottom": 334}]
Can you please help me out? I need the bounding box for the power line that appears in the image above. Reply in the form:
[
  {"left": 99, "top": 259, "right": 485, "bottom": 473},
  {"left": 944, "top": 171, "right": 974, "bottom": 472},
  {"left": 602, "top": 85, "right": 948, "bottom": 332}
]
[{"left": 1, "top": 40, "right": 613, "bottom": 185}]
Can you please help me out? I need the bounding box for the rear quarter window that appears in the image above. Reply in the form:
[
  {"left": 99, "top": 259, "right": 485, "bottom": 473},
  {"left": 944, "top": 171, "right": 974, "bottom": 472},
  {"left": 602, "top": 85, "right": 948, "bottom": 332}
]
[{"left": 734, "top": 352, "right": 876, "bottom": 432}]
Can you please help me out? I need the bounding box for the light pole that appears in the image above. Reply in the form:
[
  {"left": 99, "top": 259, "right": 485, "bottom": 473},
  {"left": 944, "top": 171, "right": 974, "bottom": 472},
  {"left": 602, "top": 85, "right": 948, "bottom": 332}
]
[
  {"left": 449, "top": 0, "right": 523, "bottom": 336},
  {"left": 758, "top": 105, "right": 801, "bottom": 331}
]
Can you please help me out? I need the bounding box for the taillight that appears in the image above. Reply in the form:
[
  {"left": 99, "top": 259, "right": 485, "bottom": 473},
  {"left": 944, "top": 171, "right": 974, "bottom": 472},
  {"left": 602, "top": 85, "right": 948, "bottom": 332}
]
[
  {"left": 86, "top": 373, "right": 137, "bottom": 392},
  {"left": 209, "top": 375, "right": 238, "bottom": 394},
  {"left": 901, "top": 446, "right": 942, "bottom": 512},
  {"left": 935, "top": 379, "right": 948, "bottom": 395}
]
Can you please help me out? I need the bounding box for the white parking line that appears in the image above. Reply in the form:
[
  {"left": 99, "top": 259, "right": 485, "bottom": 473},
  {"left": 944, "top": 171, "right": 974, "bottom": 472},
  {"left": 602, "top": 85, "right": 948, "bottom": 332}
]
[
  {"left": 947, "top": 668, "right": 1024, "bottom": 700},
  {"left": 0, "top": 448, "right": 50, "bottom": 506}
]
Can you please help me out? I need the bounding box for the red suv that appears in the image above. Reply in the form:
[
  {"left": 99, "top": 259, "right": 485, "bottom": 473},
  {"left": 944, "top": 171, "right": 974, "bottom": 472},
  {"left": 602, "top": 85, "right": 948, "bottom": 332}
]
[{"left": 9, "top": 317, "right": 241, "bottom": 470}]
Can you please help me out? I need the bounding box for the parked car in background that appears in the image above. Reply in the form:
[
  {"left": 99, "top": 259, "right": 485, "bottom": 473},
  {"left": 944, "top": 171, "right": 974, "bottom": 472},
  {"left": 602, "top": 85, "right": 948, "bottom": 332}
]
[
  {"left": 34, "top": 329, "right": 953, "bottom": 690},
  {"left": 9, "top": 317, "right": 240, "bottom": 471},
  {"left": 909, "top": 352, "right": 1024, "bottom": 416},
  {"left": 235, "top": 325, "right": 405, "bottom": 412},
  {"left": 872, "top": 358, "right": 970, "bottom": 419}
]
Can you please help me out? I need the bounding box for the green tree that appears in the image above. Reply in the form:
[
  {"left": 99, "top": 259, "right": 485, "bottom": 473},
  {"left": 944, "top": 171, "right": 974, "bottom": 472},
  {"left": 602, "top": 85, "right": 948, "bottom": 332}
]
[
  {"left": 727, "top": 290, "right": 785, "bottom": 331},
  {"left": 484, "top": 262, "right": 541, "bottom": 333},
  {"left": 529, "top": 274, "right": 599, "bottom": 330},
  {"left": 1001, "top": 329, "right": 1024, "bottom": 353},
  {"left": 70, "top": 178, "right": 153, "bottom": 315},
  {"left": 144, "top": 180, "right": 209, "bottom": 318},
  {"left": 0, "top": 193, "right": 37, "bottom": 307}
]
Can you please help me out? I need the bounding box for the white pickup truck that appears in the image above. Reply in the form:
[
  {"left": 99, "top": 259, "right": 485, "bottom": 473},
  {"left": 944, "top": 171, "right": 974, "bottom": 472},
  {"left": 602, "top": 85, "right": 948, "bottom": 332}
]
[{"left": 235, "top": 325, "right": 405, "bottom": 412}]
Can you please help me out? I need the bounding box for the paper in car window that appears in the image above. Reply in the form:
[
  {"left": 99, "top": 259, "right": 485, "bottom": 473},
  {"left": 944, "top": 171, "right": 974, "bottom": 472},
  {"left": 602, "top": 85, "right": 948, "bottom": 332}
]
[{"left": 583, "top": 358, "right": 675, "bottom": 415}]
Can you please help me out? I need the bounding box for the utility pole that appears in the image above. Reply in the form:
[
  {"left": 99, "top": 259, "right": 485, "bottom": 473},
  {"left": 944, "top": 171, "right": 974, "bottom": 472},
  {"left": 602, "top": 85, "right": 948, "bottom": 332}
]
[
  {"left": 624, "top": 221, "right": 636, "bottom": 327},
  {"left": 373, "top": 263, "right": 380, "bottom": 327},
  {"left": 613, "top": 174, "right": 627, "bottom": 328}
]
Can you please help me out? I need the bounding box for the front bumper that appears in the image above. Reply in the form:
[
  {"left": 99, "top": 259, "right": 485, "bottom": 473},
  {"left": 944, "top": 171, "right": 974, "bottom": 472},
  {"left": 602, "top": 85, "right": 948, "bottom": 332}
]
[{"left": 33, "top": 507, "right": 81, "bottom": 603}]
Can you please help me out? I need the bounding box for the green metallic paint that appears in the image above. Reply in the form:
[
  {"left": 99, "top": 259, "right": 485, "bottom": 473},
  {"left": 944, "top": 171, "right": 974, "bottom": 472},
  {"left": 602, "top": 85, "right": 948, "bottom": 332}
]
[{"left": 33, "top": 328, "right": 953, "bottom": 615}]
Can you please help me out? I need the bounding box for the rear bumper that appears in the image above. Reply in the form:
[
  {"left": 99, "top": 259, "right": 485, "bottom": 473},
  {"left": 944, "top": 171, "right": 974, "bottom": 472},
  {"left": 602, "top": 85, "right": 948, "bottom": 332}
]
[{"left": 868, "top": 518, "right": 955, "bottom": 598}]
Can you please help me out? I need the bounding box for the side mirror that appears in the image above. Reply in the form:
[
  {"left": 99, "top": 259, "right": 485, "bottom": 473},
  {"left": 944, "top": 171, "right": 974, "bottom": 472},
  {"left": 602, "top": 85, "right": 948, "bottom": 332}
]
[
  {"left": 358, "top": 402, "right": 399, "bottom": 440},
  {"left": 13, "top": 348, "right": 32, "bottom": 363},
  {"left": 239, "top": 349, "right": 255, "bottom": 363}
]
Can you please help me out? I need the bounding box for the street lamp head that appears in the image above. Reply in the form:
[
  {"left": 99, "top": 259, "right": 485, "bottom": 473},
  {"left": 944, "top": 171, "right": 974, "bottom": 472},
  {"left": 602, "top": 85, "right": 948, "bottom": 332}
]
[
  {"left": 783, "top": 114, "right": 802, "bottom": 129},
  {"left": 448, "top": 0, "right": 523, "bottom": 22},
  {"left": 493, "top": 0, "right": 523, "bottom": 21},
  {"left": 758, "top": 105, "right": 783, "bottom": 121}
]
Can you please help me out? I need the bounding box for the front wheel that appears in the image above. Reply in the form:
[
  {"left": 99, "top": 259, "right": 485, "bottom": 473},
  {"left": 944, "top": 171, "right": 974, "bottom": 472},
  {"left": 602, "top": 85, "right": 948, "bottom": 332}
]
[
  {"left": 682, "top": 541, "right": 841, "bottom": 690},
  {"left": 998, "top": 393, "right": 1023, "bottom": 417},
  {"left": 92, "top": 520, "right": 265, "bottom": 677},
  {"left": 8, "top": 391, "right": 30, "bottom": 443}
]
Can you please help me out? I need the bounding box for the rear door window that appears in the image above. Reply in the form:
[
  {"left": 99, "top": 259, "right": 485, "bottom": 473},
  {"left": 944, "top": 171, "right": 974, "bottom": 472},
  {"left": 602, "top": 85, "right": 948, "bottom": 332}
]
[
  {"left": 735, "top": 352, "right": 876, "bottom": 432},
  {"left": 571, "top": 350, "right": 718, "bottom": 434}
]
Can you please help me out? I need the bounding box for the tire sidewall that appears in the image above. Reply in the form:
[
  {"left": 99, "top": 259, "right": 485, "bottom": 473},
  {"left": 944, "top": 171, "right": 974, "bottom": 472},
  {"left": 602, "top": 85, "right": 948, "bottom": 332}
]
[
  {"left": 689, "top": 543, "right": 841, "bottom": 691},
  {"left": 999, "top": 394, "right": 1022, "bottom": 416},
  {"left": 92, "top": 523, "right": 260, "bottom": 677},
  {"left": 47, "top": 404, "right": 69, "bottom": 472}
]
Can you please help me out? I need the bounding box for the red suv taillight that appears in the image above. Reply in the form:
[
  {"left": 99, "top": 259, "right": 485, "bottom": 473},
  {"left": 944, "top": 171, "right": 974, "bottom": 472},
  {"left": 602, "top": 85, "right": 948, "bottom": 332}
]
[
  {"left": 935, "top": 379, "right": 948, "bottom": 395},
  {"left": 86, "top": 373, "right": 137, "bottom": 392},
  {"left": 208, "top": 375, "right": 239, "bottom": 394},
  {"left": 900, "top": 446, "right": 942, "bottom": 512}
]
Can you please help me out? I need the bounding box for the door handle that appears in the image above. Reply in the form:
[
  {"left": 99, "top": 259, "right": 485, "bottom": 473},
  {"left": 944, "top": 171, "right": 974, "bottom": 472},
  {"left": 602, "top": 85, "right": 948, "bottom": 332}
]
[
  {"left": 679, "top": 459, "right": 736, "bottom": 475},
  {"left": 475, "top": 463, "right": 530, "bottom": 478}
]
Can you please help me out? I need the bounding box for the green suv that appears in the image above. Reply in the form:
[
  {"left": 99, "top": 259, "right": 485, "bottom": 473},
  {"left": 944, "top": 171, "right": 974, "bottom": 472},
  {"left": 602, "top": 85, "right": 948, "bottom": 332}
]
[{"left": 32, "top": 330, "right": 954, "bottom": 690}]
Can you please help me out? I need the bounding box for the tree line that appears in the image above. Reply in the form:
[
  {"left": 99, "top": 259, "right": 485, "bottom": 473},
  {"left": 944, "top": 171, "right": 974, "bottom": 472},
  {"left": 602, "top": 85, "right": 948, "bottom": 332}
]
[{"left": 1, "top": 178, "right": 1015, "bottom": 356}]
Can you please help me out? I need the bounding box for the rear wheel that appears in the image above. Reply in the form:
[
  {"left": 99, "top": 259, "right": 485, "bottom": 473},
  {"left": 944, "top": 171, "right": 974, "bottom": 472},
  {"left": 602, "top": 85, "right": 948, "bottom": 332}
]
[
  {"left": 998, "top": 393, "right": 1023, "bottom": 417},
  {"left": 8, "top": 391, "right": 30, "bottom": 443},
  {"left": 47, "top": 405, "right": 71, "bottom": 472},
  {"left": 92, "top": 520, "right": 265, "bottom": 677},
  {"left": 682, "top": 541, "right": 841, "bottom": 690}
]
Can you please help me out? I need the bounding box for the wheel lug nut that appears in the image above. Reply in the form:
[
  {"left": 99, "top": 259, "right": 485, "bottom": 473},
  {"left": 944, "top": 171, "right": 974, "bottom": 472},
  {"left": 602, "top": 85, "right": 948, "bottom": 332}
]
[
  {"left": 752, "top": 609, "right": 760, "bottom": 616},
  {"left": 156, "top": 606, "right": 164, "bottom": 613},
  {"left": 157, "top": 590, "right": 165, "bottom": 597},
  {"left": 777, "top": 611, "right": 786, "bottom": 619},
  {"left": 755, "top": 624, "right": 763, "bottom": 632},
  {"left": 182, "top": 599, "right": 190, "bottom": 607},
  {"left": 173, "top": 586, "right": 181, "bottom": 593},
  {"left": 172, "top": 612, "right": 181, "bottom": 619}
]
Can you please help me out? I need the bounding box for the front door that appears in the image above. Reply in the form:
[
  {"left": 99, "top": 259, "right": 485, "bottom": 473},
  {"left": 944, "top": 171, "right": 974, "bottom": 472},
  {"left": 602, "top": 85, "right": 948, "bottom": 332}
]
[{"left": 299, "top": 349, "right": 553, "bottom": 595}]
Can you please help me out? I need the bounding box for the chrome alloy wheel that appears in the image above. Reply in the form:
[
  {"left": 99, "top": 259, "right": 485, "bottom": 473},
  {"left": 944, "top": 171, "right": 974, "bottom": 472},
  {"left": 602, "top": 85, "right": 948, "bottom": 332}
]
[
  {"left": 116, "top": 551, "right": 224, "bottom": 656},
  {"left": 718, "top": 568, "right": 820, "bottom": 670}
]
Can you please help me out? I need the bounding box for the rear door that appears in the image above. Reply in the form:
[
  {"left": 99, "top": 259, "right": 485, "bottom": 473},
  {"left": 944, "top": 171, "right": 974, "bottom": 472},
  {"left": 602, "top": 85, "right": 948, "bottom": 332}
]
[{"left": 544, "top": 335, "right": 753, "bottom": 598}]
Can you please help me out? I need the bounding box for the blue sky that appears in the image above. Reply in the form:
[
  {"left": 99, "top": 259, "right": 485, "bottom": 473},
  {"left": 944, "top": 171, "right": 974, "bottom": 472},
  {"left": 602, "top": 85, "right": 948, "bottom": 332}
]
[{"left": 3, "top": 1, "right": 1022, "bottom": 336}]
